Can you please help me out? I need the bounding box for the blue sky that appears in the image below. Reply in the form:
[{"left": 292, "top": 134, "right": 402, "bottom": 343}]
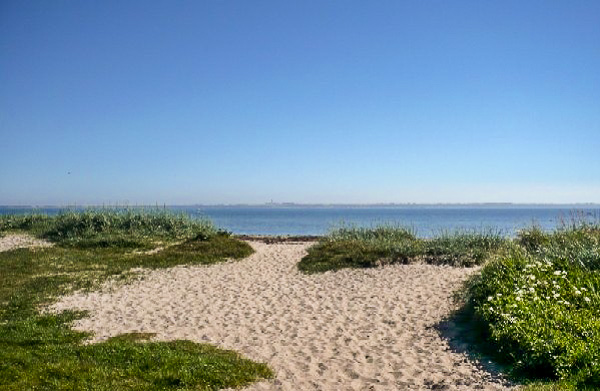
[{"left": 1, "top": 1, "right": 599, "bottom": 205}]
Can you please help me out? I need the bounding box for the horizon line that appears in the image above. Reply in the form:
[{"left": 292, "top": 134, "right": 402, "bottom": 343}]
[{"left": 2, "top": 202, "right": 600, "bottom": 208}]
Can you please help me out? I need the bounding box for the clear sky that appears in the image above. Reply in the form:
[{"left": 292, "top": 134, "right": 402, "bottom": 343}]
[{"left": 1, "top": 1, "right": 599, "bottom": 205}]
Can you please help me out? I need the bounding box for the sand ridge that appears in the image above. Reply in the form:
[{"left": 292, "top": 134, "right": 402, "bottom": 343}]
[{"left": 52, "top": 241, "right": 514, "bottom": 390}]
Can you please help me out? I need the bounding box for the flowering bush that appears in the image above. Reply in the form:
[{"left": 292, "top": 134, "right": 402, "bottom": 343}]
[{"left": 467, "top": 226, "right": 600, "bottom": 387}]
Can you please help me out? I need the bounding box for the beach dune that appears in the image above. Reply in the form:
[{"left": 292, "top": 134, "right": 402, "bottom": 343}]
[{"left": 52, "top": 241, "right": 513, "bottom": 390}]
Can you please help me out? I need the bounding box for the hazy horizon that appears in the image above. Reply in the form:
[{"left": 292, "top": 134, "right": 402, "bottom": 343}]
[
  {"left": 2, "top": 202, "right": 600, "bottom": 208},
  {"left": 2, "top": 1, "right": 599, "bottom": 205}
]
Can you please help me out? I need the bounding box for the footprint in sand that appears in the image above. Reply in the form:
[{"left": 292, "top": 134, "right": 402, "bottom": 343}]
[{"left": 52, "top": 241, "right": 514, "bottom": 391}]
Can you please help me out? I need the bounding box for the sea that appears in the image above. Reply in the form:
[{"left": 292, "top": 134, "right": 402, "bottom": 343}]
[{"left": 1, "top": 205, "right": 598, "bottom": 237}]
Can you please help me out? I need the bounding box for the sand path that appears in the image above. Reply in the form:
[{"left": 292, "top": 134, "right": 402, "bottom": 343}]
[
  {"left": 0, "top": 233, "right": 53, "bottom": 252},
  {"left": 52, "top": 241, "right": 514, "bottom": 390}
]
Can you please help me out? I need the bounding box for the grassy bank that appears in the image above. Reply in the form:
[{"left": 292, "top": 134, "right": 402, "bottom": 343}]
[
  {"left": 298, "top": 225, "right": 508, "bottom": 273},
  {"left": 0, "top": 210, "right": 272, "bottom": 390},
  {"left": 0, "top": 209, "right": 218, "bottom": 248},
  {"left": 465, "top": 224, "right": 600, "bottom": 390}
]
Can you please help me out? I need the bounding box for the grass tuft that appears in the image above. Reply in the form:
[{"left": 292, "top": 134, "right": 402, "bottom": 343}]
[
  {"left": 298, "top": 225, "right": 508, "bottom": 273},
  {"left": 0, "top": 208, "right": 219, "bottom": 249}
]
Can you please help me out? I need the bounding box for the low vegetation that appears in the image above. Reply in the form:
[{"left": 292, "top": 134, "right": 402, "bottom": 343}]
[
  {"left": 3, "top": 210, "right": 598, "bottom": 389},
  {"left": 298, "top": 225, "right": 508, "bottom": 273},
  {"left": 465, "top": 223, "right": 600, "bottom": 389},
  {"left": 0, "top": 209, "right": 217, "bottom": 248},
  {"left": 0, "top": 210, "right": 271, "bottom": 390}
]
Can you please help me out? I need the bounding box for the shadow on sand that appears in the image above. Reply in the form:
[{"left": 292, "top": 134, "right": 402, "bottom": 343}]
[{"left": 435, "top": 306, "right": 515, "bottom": 388}]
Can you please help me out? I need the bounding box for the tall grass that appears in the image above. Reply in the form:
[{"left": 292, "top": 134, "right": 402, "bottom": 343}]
[
  {"left": 0, "top": 209, "right": 218, "bottom": 248},
  {"left": 0, "top": 213, "right": 53, "bottom": 236},
  {"left": 327, "top": 224, "right": 417, "bottom": 242},
  {"left": 298, "top": 224, "right": 508, "bottom": 273},
  {"left": 425, "top": 228, "right": 507, "bottom": 266}
]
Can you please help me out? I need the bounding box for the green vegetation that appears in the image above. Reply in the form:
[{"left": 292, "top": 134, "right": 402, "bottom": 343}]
[
  {"left": 298, "top": 225, "right": 508, "bottom": 273},
  {"left": 0, "top": 209, "right": 217, "bottom": 248},
  {"left": 0, "top": 210, "right": 271, "bottom": 390},
  {"left": 3, "top": 210, "right": 598, "bottom": 389},
  {"left": 465, "top": 223, "right": 600, "bottom": 389}
]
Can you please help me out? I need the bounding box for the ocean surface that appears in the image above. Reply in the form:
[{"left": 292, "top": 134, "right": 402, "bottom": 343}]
[{"left": 1, "top": 205, "right": 598, "bottom": 237}]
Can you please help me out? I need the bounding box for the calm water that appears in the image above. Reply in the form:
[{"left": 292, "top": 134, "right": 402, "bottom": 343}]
[{"left": 1, "top": 205, "right": 598, "bottom": 237}]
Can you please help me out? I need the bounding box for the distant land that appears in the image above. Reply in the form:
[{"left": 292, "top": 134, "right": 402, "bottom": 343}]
[{"left": 1, "top": 203, "right": 600, "bottom": 209}]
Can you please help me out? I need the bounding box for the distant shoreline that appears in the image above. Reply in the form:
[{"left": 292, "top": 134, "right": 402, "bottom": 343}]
[
  {"left": 2, "top": 203, "right": 600, "bottom": 209},
  {"left": 234, "top": 234, "right": 321, "bottom": 243}
]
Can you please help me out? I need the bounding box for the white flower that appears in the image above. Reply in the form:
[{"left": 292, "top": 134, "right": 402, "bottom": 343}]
[
  {"left": 584, "top": 297, "right": 591, "bottom": 303},
  {"left": 553, "top": 293, "right": 560, "bottom": 298},
  {"left": 488, "top": 296, "right": 493, "bottom": 301},
  {"left": 553, "top": 271, "right": 562, "bottom": 276},
  {"left": 575, "top": 290, "right": 582, "bottom": 295}
]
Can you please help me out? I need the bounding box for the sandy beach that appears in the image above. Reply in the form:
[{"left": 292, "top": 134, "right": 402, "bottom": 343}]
[
  {"left": 51, "top": 241, "right": 514, "bottom": 390},
  {"left": 0, "top": 233, "right": 53, "bottom": 252}
]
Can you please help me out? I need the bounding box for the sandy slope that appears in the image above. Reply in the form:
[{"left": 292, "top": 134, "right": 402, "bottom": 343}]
[
  {"left": 0, "top": 233, "right": 53, "bottom": 252},
  {"left": 52, "top": 241, "right": 514, "bottom": 390}
]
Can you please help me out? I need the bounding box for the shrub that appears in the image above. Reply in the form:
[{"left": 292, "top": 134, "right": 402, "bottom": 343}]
[{"left": 466, "top": 224, "right": 600, "bottom": 387}]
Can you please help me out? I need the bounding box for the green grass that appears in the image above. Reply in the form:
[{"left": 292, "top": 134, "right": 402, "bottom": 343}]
[
  {"left": 0, "top": 210, "right": 271, "bottom": 390},
  {"left": 298, "top": 225, "right": 508, "bottom": 273},
  {"left": 0, "top": 209, "right": 219, "bottom": 249},
  {"left": 519, "top": 382, "right": 597, "bottom": 391},
  {"left": 5, "top": 211, "right": 598, "bottom": 389}
]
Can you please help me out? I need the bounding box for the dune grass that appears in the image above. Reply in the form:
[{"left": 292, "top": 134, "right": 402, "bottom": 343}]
[
  {"left": 0, "top": 209, "right": 218, "bottom": 249},
  {"left": 298, "top": 224, "right": 508, "bottom": 273},
  {"left": 0, "top": 210, "right": 271, "bottom": 390}
]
